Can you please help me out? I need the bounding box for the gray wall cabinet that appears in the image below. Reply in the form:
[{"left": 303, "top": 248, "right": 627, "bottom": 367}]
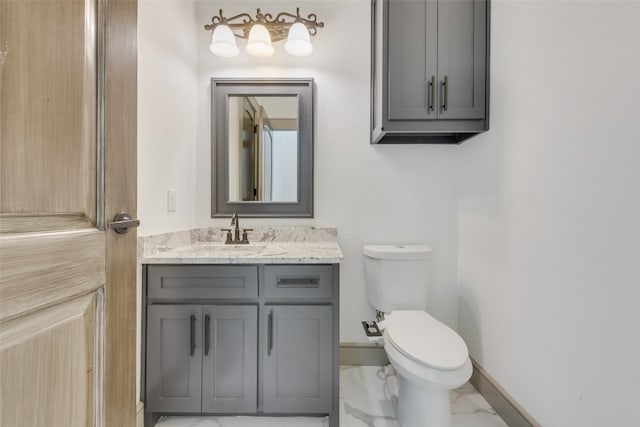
[
  {"left": 143, "top": 264, "right": 339, "bottom": 427},
  {"left": 372, "top": 0, "right": 490, "bottom": 144}
]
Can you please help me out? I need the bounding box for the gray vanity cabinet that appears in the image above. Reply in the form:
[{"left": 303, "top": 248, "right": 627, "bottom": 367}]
[
  {"left": 143, "top": 263, "right": 339, "bottom": 426},
  {"left": 263, "top": 305, "right": 333, "bottom": 413},
  {"left": 373, "top": 0, "right": 489, "bottom": 144}
]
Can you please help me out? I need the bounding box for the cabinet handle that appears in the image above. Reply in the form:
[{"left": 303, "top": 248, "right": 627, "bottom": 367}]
[
  {"left": 268, "top": 310, "right": 274, "bottom": 356},
  {"left": 428, "top": 76, "right": 435, "bottom": 112},
  {"left": 442, "top": 75, "right": 448, "bottom": 112},
  {"left": 204, "top": 314, "right": 211, "bottom": 356},
  {"left": 190, "top": 315, "right": 196, "bottom": 357},
  {"left": 277, "top": 277, "right": 319, "bottom": 288}
]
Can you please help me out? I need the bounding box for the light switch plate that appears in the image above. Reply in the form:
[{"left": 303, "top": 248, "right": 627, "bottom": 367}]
[{"left": 167, "top": 189, "right": 176, "bottom": 212}]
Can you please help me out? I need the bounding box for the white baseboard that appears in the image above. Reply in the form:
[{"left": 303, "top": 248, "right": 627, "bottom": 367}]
[
  {"left": 340, "top": 342, "right": 388, "bottom": 366},
  {"left": 470, "top": 358, "right": 542, "bottom": 427}
]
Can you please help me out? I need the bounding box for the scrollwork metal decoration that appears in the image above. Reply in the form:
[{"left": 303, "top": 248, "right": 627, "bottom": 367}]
[{"left": 204, "top": 8, "right": 324, "bottom": 43}]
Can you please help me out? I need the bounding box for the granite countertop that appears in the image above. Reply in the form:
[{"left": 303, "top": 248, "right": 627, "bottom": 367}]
[{"left": 139, "top": 226, "right": 344, "bottom": 264}]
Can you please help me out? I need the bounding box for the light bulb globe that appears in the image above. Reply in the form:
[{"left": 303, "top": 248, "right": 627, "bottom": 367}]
[
  {"left": 285, "top": 22, "right": 313, "bottom": 56},
  {"left": 246, "top": 24, "right": 274, "bottom": 57},
  {"left": 209, "top": 25, "right": 239, "bottom": 58}
]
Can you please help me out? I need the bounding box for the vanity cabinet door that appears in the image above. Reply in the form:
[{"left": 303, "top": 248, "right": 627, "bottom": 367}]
[
  {"left": 202, "top": 305, "right": 258, "bottom": 413},
  {"left": 146, "top": 305, "right": 202, "bottom": 413},
  {"left": 263, "top": 305, "right": 333, "bottom": 413}
]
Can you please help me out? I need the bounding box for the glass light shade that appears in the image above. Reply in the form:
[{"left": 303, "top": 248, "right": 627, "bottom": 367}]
[
  {"left": 246, "top": 24, "right": 274, "bottom": 57},
  {"left": 285, "top": 22, "right": 313, "bottom": 56},
  {"left": 209, "top": 25, "right": 239, "bottom": 58}
]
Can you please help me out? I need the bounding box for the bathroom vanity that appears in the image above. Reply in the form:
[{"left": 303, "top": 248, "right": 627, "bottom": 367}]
[{"left": 139, "top": 228, "right": 343, "bottom": 427}]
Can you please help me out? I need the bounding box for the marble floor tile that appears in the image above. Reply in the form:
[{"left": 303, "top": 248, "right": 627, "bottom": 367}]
[
  {"left": 340, "top": 365, "right": 508, "bottom": 427},
  {"left": 155, "top": 365, "right": 507, "bottom": 427}
]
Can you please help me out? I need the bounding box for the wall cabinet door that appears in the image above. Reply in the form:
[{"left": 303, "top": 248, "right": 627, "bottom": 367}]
[
  {"left": 437, "top": 0, "right": 487, "bottom": 119},
  {"left": 202, "top": 305, "right": 258, "bottom": 413},
  {"left": 263, "top": 305, "right": 333, "bottom": 413},
  {"left": 146, "top": 305, "right": 202, "bottom": 413},
  {"left": 387, "top": 0, "right": 438, "bottom": 120}
]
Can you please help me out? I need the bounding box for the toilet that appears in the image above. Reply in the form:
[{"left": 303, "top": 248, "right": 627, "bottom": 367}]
[{"left": 363, "top": 245, "right": 472, "bottom": 427}]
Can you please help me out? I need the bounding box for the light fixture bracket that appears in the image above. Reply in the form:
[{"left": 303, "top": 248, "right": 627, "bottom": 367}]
[{"left": 204, "top": 8, "right": 324, "bottom": 43}]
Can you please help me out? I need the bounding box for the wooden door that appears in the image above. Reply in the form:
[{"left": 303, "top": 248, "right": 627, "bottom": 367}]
[{"left": 0, "top": 0, "right": 137, "bottom": 426}]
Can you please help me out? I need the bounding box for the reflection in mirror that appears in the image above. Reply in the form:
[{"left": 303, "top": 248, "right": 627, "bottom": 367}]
[{"left": 228, "top": 96, "right": 298, "bottom": 202}]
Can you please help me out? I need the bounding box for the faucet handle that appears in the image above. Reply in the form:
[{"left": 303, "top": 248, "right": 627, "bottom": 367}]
[
  {"left": 221, "top": 228, "right": 233, "bottom": 244},
  {"left": 241, "top": 228, "right": 253, "bottom": 243}
]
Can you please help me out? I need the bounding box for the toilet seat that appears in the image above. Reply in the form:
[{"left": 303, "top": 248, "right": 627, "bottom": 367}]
[{"left": 384, "top": 310, "right": 469, "bottom": 371}]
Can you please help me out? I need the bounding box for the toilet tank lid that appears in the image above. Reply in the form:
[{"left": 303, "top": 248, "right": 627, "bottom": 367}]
[{"left": 363, "top": 245, "right": 432, "bottom": 260}]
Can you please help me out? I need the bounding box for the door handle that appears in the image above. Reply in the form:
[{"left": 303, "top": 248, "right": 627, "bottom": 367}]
[
  {"left": 428, "top": 76, "right": 435, "bottom": 113},
  {"left": 190, "top": 315, "right": 196, "bottom": 356},
  {"left": 441, "top": 75, "right": 448, "bottom": 112},
  {"left": 276, "top": 277, "right": 320, "bottom": 287},
  {"left": 108, "top": 212, "right": 140, "bottom": 234},
  {"left": 267, "top": 310, "right": 274, "bottom": 356},
  {"left": 204, "top": 314, "right": 211, "bottom": 356}
]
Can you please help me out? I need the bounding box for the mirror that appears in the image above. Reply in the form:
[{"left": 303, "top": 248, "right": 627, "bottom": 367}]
[
  {"left": 211, "top": 78, "right": 313, "bottom": 217},
  {"left": 228, "top": 95, "right": 298, "bottom": 203}
]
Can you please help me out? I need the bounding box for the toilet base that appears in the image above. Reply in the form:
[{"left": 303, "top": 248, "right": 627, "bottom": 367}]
[{"left": 397, "top": 376, "right": 452, "bottom": 427}]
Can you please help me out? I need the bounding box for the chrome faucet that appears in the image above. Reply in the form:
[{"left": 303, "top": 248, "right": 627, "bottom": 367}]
[
  {"left": 222, "top": 212, "right": 252, "bottom": 244},
  {"left": 230, "top": 212, "right": 240, "bottom": 242}
]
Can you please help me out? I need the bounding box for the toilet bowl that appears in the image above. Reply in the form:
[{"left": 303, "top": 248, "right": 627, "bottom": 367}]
[
  {"left": 363, "top": 245, "right": 471, "bottom": 427},
  {"left": 380, "top": 310, "right": 472, "bottom": 427}
]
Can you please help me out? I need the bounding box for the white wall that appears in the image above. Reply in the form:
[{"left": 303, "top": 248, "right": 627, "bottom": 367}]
[
  {"left": 136, "top": 0, "right": 460, "bottom": 342},
  {"left": 138, "top": 0, "right": 198, "bottom": 236},
  {"left": 457, "top": 1, "right": 640, "bottom": 426},
  {"left": 194, "top": 0, "right": 460, "bottom": 340}
]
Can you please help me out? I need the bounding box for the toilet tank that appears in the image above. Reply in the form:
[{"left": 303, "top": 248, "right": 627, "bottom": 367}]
[{"left": 363, "top": 245, "right": 432, "bottom": 313}]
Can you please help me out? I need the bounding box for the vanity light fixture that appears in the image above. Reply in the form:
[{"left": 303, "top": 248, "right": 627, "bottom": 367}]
[{"left": 204, "top": 8, "right": 324, "bottom": 58}]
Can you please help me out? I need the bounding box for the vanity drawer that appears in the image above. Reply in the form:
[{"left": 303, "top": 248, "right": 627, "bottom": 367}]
[
  {"left": 147, "top": 265, "right": 258, "bottom": 299},
  {"left": 264, "top": 265, "right": 333, "bottom": 299}
]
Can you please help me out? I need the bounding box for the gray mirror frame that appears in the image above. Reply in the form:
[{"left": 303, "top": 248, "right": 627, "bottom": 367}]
[{"left": 211, "top": 78, "right": 314, "bottom": 218}]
